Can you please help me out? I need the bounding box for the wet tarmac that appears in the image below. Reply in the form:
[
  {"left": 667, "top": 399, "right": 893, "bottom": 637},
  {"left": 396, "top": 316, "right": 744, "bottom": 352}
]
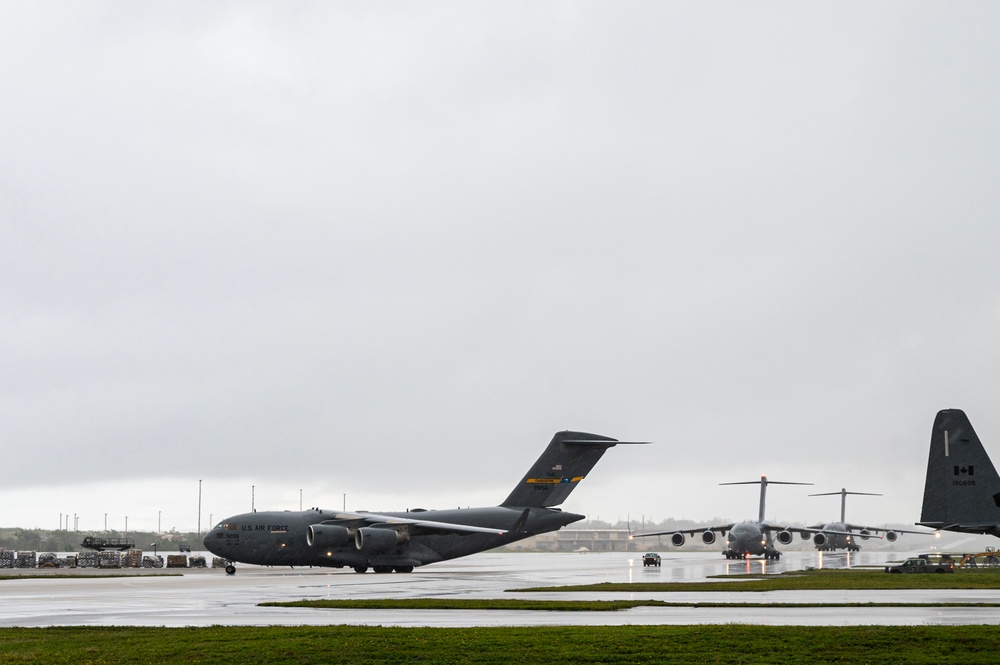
[{"left": 1, "top": 549, "right": 998, "bottom": 627}]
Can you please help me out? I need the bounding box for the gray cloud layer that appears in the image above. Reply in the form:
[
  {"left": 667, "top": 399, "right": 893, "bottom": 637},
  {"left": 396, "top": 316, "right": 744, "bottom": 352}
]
[{"left": 2, "top": 3, "right": 999, "bottom": 528}]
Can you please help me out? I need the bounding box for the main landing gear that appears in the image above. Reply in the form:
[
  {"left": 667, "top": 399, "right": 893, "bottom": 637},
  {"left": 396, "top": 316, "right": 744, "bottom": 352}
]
[
  {"left": 353, "top": 565, "right": 414, "bottom": 574},
  {"left": 225, "top": 563, "right": 236, "bottom": 575}
]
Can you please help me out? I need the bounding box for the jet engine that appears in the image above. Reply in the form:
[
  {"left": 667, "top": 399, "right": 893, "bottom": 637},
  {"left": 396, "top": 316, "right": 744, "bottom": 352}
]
[
  {"left": 858, "top": 528, "right": 871, "bottom": 541},
  {"left": 306, "top": 524, "right": 353, "bottom": 548},
  {"left": 776, "top": 530, "right": 794, "bottom": 545},
  {"left": 813, "top": 532, "right": 828, "bottom": 547},
  {"left": 670, "top": 532, "right": 686, "bottom": 547},
  {"left": 800, "top": 531, "right": 812, "bottom": 540},
  {"left": 885, "top": 530, "right": 898, "bottom": 542},
  {"left": 701, "top": 530, "right": 716, "bottom": 545},
  {"left": 355, "top": 527, "right": 409, "bottom": 553}
]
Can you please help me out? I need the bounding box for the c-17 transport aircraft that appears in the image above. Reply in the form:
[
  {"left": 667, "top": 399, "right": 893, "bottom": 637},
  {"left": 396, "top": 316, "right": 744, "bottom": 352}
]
[
  {"left": 808, "top": 488, "right": 932, "bottom": 551},
  {"left": 918, "top": 408, "right": 1000, "bottom": 538},
  {"left": 204, "top": 431, "right": 646, "bottom": 574},
  {"left": 631, "top": 476, "right": 851, "bottom": 560}
]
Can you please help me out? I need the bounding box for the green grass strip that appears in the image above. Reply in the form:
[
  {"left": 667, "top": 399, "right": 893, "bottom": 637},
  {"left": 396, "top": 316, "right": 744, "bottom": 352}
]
[
  {"left": 2, "top": 625, "right": 1000, "bottom": 664},
  {"left": 517, "top": 567, "right": 1000, "bottom": 592}
]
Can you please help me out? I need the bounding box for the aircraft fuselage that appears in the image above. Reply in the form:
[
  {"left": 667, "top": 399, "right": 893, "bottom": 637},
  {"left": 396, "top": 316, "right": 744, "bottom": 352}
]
[
  {"left": 204, "top": 506, "right": 583, "bottom": 571},
  {"left": 815, "top": 521, "right": 859, "bottom": 551},
  {"left": 724, "top": 521, "right": 779, "bottom": 559}
]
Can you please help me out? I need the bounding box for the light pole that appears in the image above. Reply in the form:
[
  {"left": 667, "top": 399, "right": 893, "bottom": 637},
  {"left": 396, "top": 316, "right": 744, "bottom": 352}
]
[
  {"left": 125, "top": 516, "right": 128, "bottom": 537},
  {"left": 198, "top": 479, "right": 202, "bottom": 536},
  {"left": 104, "top": 513, "right": 107, "bottom": 531}
]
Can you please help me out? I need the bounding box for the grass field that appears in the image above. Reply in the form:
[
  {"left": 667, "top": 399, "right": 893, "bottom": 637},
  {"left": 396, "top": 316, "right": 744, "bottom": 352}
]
[
  {"left": 516, "top": 566, "right": 1000, "bottom": 592},
  {"left": 1, "top": 625, "right": 999, "bottom": 664}
]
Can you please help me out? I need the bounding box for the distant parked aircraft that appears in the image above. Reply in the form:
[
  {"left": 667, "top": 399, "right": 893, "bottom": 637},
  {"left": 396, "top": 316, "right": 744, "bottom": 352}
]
[
  {"left": 808, "top": 488, "right": 931, "bottom": 551},
  {"left": 631, "top": 476, "right": 850, "bottom": 560}
]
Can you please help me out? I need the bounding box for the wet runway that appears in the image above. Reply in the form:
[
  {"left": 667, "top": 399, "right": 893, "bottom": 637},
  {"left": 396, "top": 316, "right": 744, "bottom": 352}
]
[{"left": 1, "top": 549, "right": 998, "bottom": 627}]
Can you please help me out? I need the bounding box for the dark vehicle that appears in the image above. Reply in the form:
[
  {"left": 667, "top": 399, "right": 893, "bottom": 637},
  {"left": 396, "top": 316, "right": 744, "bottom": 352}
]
[
  {"left": 178, "top": 543, "right": 192, "bottom": 552},
  {"left": 643, "top": 552, "right": 661, "bottom": 567},
  {"left": 884, "top": 557, "right": 954, "bottom": 574},
  {"left": 81, "top": 536, "right": 134, "bottom": 551}
]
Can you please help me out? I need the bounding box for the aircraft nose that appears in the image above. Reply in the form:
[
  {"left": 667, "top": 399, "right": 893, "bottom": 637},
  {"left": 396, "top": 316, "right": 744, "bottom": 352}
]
[{"left": 202, "top": 529, "right": 217, "bottom": 554}]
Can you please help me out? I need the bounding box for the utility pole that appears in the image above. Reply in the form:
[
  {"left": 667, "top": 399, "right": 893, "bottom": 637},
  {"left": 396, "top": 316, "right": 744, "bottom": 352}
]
[
  {"left": 104, "top": 513, "right": 107, "bottom": 531},
  {"left": 252, "top": 485, "right": 255, "bottom": 512},
  {"left": 198, "top": 479, "right": 203, "bottom": 536},
  {"left": 299, "top": 489, "right": 302, "bottom": 511}
]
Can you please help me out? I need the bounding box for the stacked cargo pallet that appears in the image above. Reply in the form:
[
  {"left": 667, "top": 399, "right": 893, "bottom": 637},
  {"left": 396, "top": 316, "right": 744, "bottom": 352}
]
[
  {"left": 15, "top": 551, "right": 36, "bottom": 568},
  {"left": 37, "top": 552, "right": 60, "bottom": 568},
  {"left": 166, "top": 554, "right": 188, "bottom": 568},
  {"left": 122, "top": 549, "right": 143, "bottom": 568},
  {"left": 98, "top": 551, "right": 121, "bottom": 568},
  {"left": 77, "top": 551, "right": 99, "bottom": 568},
  {"left": 0, "top": 550, "right": 14, "bottom": 568}
]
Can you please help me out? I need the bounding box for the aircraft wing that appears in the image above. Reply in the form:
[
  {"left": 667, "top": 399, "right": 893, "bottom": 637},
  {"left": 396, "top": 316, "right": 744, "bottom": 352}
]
[
  {"left": 845, "top": 524, "right": 936, "bottom": 536},
  {"left": 320, "top": 512, "right": 506, "bottom": 536},
  {"left": 631, "top": 525, "right": 735, "bottom": 538},
  {"left": 764, "top": 525, "right": 858, "bottom": 537}
]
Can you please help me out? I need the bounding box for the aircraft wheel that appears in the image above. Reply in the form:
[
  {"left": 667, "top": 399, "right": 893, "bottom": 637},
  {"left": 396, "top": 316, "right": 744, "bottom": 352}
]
[
  {"left": 353, "top": 565, "right": 368, "bottom": 574},
  {"left": 394, "top": 565, "right": 413, "bottom": 573},
  {"left": 225, "top": 564, "right": 236, "bottom": 576},
  {"left": 373, "top": 565, "right": 393, "bottom": 573}
]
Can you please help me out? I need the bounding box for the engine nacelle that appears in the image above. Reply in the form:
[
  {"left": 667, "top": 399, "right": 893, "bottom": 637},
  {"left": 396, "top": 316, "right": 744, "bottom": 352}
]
[
  {"left": 307, "top": 524, "right": 353, "bottom": 548},
  {"left": 776, "top": 530, "right": 794, "bottom": 546},
  {"left": 858, "top": 528, "right": 871, "bottom": 541},
  {"left": 800, "top": 531, "right": 812, "bottom": 540},
  {"left": 355, "top": 527, "right": 409, "bottom": 553},
  {"left": 885, "top": 530, "right": 898, "bottom": 542},
  {"left": 701, "top": 530, "right": 716, "bottom": 545},
  {"left": 813, "top": 532, "right": 828, "bottom": 547},
  {"left": 670, "top": 532, "right": 686, "bottom": 547}
]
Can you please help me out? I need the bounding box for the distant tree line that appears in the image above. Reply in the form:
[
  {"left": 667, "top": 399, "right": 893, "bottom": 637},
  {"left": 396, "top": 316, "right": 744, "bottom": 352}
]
[{"left": 0, "top": 528, "right": 200, "bottom": 553}]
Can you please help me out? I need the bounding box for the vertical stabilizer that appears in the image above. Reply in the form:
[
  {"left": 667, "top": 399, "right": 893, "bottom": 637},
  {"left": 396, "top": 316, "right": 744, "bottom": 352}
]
[
  {"left": 500, "top": 431, "right": 646, "bottom": 508},
  {"left": 919, "top": 409, "right": 1000, "bottom": 536}
]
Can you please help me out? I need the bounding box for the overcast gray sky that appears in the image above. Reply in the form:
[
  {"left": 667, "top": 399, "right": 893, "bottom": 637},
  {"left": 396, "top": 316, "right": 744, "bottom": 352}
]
[{"left": 2, "top": 2, "right": 999, "bottom": 534}]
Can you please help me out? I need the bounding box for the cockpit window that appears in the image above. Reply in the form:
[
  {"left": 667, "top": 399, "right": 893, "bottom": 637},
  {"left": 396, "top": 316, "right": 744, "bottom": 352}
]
[{"left": 216, "top": 522, "right": 237, "bottom": 531}]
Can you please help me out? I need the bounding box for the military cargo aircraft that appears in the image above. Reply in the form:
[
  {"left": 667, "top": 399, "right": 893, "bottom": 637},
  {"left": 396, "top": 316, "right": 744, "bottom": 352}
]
[
  {"left": 631, "top": 476, "right": 848, "bottom": 560},
  {"left": 918, "top": 408, "right": 1000, "bottom": 538},
  {"left": 204, "top": 430, "right": 646, "bottom": 574},
  {"left": 808, "top": 488, "right": 931, "bottom": 551}
]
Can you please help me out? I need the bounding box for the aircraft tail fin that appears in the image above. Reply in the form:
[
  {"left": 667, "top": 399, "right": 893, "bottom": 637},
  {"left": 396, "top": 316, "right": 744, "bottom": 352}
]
[
  {"left": 919, "top": 409, "right": 1000, "bottom": 535},
  {"left": 500, "top": 431, "right": 647, "bottom": 508}
]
